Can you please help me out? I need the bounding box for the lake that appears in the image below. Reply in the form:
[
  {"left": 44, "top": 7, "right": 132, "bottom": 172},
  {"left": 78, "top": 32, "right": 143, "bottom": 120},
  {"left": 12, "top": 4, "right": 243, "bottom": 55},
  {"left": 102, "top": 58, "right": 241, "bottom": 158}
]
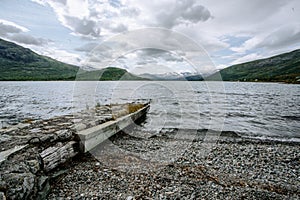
[{"left": 0, "top": 81, "right": 299, "bottom": 141}]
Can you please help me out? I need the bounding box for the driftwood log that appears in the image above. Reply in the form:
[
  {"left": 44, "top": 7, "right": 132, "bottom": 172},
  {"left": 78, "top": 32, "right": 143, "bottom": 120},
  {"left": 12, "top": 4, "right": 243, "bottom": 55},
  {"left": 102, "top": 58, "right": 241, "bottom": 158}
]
[{"left": 40, "top": 141, "right": 78, "bottom": 172}]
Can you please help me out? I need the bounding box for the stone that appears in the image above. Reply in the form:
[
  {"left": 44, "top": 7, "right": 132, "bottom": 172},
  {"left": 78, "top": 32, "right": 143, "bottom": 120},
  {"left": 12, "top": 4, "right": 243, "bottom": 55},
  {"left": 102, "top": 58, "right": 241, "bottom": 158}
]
[
  {"left": 126, "top": 196, "right": 133, "bottom": 200},
  {"left": 26, "top": 160, "right": 40, "bottom": 174},
  {"left": 29, "top": 128, "right": 41, "bottom": 133},
  {"left": 40, "top": 134, "right": 58, "bottom": 143},
  {"left": 0, "top": 145, "right": 28, "bottom": 163},
  {"left": 36, "top": 178, "right": 50, "bottom": 200},
  {"left": 37, "top": 176, "right": 48, "bottom": 191},
  {"left": 0, "top": 180, "right": 7, "bottom": 191},
  {"left": 5, "top": 173, "right": 35, "bottom": 200},
  {"left": 73, "top": 123, "right": 87, "bottom": 131},
  {"left": 56, "top": 130, "right": 72, "bottom": 141},
  {"left": 0, "top": 192, "right": 6, "bottom": 200}
]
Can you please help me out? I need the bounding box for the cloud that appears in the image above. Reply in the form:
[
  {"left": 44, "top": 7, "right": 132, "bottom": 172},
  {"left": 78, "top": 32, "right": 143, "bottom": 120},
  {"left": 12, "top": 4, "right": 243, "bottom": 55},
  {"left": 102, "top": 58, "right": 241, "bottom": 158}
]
[
  {"left": 135, "top": 48, "right": 184, "bottom": 62},
  {"left": 155, "top": 2, "right": 212, "bottom": 28},
  {"left": 64, "top": 16, "right": 100, "bottom": 37},
  {"left": 31, "top": 45, "right": 82, "bottom": 65},
  {"left": 0, "top": 19, "right": 28, "bottom": 36},
  {"left": 259, "top": 23, "right": 300, "bottom": 49},
  {"left": 8, "top": 34, "right": 48, "bottom": 45},
  {"left": 24, "top": 0, "right": 300, "bottom": 69},
  {"left": 31, "top": 0, "right": 133, "bottom": 38},
  {"left": 0, "top": 19, "right": 49, "bottom": 46},
  {"left": 126, "top": 0, "right": 212, "bottom": 28},
  {"left": 120, "top": 7, "right": 140, "bottom": 17},
  {"left": 74, "top": 42, "right": 98, "bottom": 52},
  {"left": 231, "top": 23, "right": 300, "bottom": 54},
  {"left": 231, "top": 53, "right": 263, "bottom": 65},
  {"left": 109, "top": 23, "right": 128, "bottom": 33},
  {"left": 32, "top": 0, "right": 211, "bottom": 38}
]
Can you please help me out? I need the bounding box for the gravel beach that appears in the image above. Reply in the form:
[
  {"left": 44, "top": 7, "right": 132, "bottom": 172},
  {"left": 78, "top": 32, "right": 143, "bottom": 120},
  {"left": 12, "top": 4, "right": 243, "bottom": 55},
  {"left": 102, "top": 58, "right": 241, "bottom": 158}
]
[{"left": 48, "top": 128, "right": 300, "bottom": 199}]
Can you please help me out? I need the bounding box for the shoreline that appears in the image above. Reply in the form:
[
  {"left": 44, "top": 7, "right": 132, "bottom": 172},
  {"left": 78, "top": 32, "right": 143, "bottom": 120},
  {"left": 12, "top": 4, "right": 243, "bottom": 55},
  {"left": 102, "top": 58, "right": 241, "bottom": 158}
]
[{"left": 0, "top": 109, "right": 299, "bottom": 199}]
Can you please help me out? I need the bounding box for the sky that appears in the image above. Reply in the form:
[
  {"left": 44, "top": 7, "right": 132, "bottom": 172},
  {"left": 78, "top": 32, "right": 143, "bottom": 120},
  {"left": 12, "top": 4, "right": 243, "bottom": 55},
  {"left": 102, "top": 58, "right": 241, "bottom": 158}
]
[{"left": 0, "top": 0, "right": 300, "bottom": 75}]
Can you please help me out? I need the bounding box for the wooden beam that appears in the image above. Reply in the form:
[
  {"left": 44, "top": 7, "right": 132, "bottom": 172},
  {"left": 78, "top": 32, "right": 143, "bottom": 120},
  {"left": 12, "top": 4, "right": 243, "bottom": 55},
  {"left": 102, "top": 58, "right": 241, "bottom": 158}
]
[{"left": 77, "top": 104, "right": 150, "bottom": 153}]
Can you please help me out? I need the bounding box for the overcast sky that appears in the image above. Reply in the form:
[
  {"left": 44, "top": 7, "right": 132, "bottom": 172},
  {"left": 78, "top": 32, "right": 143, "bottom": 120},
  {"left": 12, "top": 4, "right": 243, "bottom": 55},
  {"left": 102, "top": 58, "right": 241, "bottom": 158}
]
[{"left": 1, "top": 0, "right": 300, "bottom": 74}]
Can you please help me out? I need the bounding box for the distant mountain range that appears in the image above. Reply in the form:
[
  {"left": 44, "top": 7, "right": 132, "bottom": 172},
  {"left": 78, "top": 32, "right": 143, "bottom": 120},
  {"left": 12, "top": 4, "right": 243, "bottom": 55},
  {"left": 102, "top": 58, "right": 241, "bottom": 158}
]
[
  {"left": 138, "top": 72, "right": 204, "bottom": 81},
  {"left": 0, "top": 38, "right": 299, "bottom": 83},
  {"left": 208, "top": 49, "right": 300, "bottom": 83}
]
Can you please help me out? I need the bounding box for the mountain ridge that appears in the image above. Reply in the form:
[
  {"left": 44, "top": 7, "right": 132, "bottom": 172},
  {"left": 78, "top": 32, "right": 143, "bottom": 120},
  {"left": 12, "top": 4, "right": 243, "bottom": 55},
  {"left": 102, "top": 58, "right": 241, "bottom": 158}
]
[
  {"left": 208, "top": 49, "right": 300, "bottom": 83},
  {"left": 0, "top": 38, "right": 144, "bottom": 81},
  {"left": 1, "top": 38, "right": 299, "bottom": 83}
]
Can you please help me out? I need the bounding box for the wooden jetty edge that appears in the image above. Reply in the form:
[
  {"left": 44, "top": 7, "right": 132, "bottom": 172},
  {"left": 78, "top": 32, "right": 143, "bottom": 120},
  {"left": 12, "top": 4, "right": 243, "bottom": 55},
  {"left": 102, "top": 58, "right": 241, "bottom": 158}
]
[
  {"left": 0, "top": 102, "right": 150, "bottom": 200},
  {"left": 78, "top": 104, "right": 150, "bottom": 153}
]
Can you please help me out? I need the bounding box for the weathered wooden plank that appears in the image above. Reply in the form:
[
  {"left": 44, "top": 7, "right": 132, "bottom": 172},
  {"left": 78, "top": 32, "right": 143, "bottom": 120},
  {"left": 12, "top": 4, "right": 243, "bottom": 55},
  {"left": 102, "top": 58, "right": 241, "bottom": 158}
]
[
  {"left": 77, "top": 104, "right": 150, "bottom": 153},
  {"left": 40, "top": 141, "right": 78, "bottom": 172}
]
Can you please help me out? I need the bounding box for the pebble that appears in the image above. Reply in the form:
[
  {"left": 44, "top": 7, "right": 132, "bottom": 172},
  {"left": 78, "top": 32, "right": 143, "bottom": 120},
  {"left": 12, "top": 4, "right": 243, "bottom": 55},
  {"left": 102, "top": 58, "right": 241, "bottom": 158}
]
[{"left": 47, "top": 128, "right": 300, "bottom": 199}]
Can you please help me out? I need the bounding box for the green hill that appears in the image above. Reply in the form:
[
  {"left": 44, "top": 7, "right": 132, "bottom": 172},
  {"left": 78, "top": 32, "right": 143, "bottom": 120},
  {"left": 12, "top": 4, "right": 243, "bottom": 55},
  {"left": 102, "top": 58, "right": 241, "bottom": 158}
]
[
  {"left": 76, "top": 67, "right": 145, "bottom": 81},
  {"left": 0, "top": 38, "right": 80, "bottom": 80},
  {"left": 0, "top": 38, "right": 144, "bottom": 81},
  {"left": 208, "top": 49, "right": 300, "bottom": 83}
]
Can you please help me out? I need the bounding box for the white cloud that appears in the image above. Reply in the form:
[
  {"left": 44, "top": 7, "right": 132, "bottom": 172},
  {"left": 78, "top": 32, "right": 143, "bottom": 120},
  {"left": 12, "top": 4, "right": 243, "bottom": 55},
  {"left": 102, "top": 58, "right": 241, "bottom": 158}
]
[
  {"left": 32, "top": 0, "right": 134, "bottom": 38},
  {"left": 0, "top": 19, "right": 29, "bottom": 36},
  {"left": 22, "top": 0, "right": 300, "bottom": 70},
  {"left": 74, "top": 42, "right": 98, "bottom": 52},
  {"left": 231, "top": 53, "right": 263, "bottom": 65},
  {"left": 153, "top": 1, "right": 212, "bottom": 28},
  {"left": 64, "top": 16, "right": 100, "bottom": 38},
  {"left": 9, "top": 34, "right": 48, "bottom": 45},
  {"left": 259, "top": 23, "right": 300, "bottom": 50},
  {"left": 0, "top": 19, "right": 49, "bottom": 46},
  {"left": 31, "top": 45, "right": 82, "bottom": 65},
  {"left": 231, "top": 23, "right": 300, "bottom": 54}
]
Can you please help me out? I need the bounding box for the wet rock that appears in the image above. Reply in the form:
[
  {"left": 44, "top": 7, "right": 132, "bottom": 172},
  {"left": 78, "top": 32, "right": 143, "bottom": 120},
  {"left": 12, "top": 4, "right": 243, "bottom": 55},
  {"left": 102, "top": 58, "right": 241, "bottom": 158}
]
[
  {"left": 55, "top": 130, "right": 72, "bottom": 141},
  {"left": 36, "top": 176, "right": 50, "bottom": 200},
  {"left": 0, "top": 192, "right": 6, "bottom": 200},
  {"left": 72, "top": 123, "right": 86, "bottom": 131},
  {"left": 29, "top": 128, "right": 42, "bottom": 133},
  {"left": 0, "top": 180, "right": 7, "bottom": 191},
  {"left": 4, "top": 173, "right": 35, "bottom": 200},
  {"left": 126, "top": 196, "right": 133, "bottom": 200},
  {"left": 26, "top": 160, "right": 40, "bottom": 174},
  {"left": 40, "top": 134, "right": 58, "bottom": 143}
]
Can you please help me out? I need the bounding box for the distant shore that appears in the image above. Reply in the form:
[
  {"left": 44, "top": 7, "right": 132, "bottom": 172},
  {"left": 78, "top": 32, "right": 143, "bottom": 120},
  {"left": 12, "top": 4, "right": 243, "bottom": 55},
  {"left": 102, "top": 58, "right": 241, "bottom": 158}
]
[{"left": 0, "top": 80, "right": 299, "bottom": 84}]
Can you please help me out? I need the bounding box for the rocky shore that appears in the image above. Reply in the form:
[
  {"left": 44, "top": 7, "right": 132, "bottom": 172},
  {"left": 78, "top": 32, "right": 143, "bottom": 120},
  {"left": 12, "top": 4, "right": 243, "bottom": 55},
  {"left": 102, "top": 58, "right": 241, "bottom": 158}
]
[
  {"left": 0, "top": 102, "right": 299, "bottom": 199},
  {"left": 0, "top": 103, "right": 148, "bottom": 199},
  {"left": 48, "top": 128, "right": 300, "bottom": 199}
]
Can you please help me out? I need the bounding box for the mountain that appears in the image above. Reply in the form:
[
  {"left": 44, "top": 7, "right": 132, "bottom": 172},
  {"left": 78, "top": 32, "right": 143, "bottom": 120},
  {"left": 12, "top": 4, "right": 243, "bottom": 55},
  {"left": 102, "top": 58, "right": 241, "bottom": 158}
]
[
  {"left": 76, "top": 67, "right": 146, "bottom": 81},
  {"left": 139, "top": 72, "right": 203, "bottom": 81},
  {"left": 0, "top": 38, "right": 80, "bottom": 80},
  {"left": 208, "top": 49, "right": 300, "bottom": 83},
  {"left": 0, "top": 38, "right": 144, "bottom": 81},
  {"left": 3, "top": 38, "right": 299, "bottom": 83}
]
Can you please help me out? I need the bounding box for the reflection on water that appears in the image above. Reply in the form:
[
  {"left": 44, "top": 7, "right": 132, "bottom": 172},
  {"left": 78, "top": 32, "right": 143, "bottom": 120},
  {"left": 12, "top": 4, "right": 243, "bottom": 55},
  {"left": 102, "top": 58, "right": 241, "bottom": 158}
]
[{"left": 0, "top": 81, "right": 299, "bottom": 140}]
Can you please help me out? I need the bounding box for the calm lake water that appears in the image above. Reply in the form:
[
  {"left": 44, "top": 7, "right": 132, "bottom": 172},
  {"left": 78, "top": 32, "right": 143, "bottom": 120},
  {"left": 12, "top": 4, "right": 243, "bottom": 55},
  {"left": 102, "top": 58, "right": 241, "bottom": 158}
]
[{"left": 0, "top": 81, "right": 299, "bottom": 141}]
